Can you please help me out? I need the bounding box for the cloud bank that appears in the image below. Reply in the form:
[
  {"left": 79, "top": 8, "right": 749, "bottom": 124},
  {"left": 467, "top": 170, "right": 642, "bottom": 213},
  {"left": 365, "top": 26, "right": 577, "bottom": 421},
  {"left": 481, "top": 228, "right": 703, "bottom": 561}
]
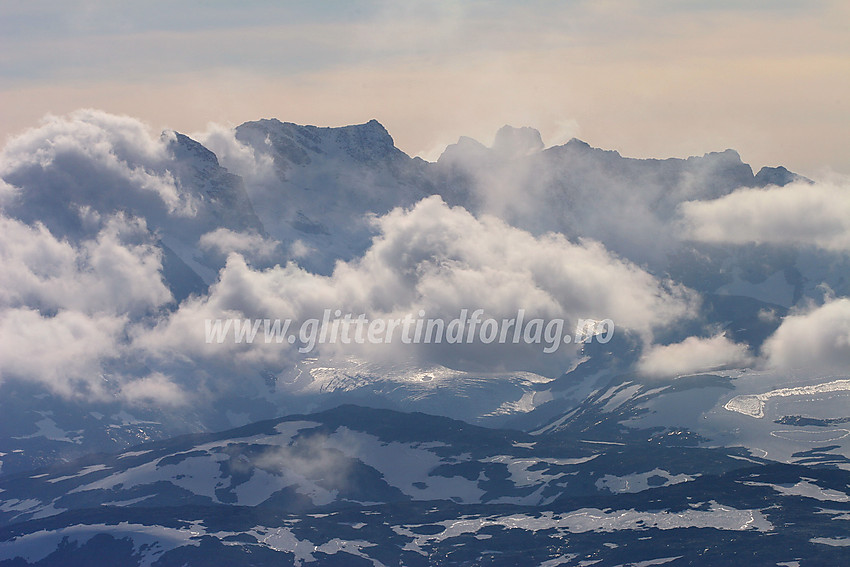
[
  {"left": 680, "top": 180, "right": 850, "bottom": 251},
  {"left": 0, "top": 111, "right": 191, "bottom": 402},
  {"left": 638, "top": 335, "right": 753, "bottom": 379},
  {"left": 0, "top": 110, "right": 704, "bottom": 404},
  {"left": 762, "top": 298, "right": 850, "bottom": 374},
  {"left": 136, "top": 195, "right": 697, "bottom": 377},
  {"left": 4, "top": 108, "right": 849, "bottom": 414}
]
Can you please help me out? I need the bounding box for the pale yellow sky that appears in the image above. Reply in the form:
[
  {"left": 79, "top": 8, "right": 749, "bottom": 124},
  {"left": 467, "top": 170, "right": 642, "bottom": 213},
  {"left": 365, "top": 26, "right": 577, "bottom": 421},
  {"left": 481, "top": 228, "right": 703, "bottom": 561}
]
[{"left": 2, "top": 1, "right": 848, "bottom": 176}]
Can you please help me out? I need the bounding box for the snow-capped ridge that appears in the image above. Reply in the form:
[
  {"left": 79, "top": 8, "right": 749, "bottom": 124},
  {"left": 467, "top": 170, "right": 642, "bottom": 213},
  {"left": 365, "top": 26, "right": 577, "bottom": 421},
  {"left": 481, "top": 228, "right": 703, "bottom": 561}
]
[
  {"left": 165, "top": 131, "right": 221, "bottom": 170},
  {"left": 235, "top": 117, "right": 405, "bottom": 168}
]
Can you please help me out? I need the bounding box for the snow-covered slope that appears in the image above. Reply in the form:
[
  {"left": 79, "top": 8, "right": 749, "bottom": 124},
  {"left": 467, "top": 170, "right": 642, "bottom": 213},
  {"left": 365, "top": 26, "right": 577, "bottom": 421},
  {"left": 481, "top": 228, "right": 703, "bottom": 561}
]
[
  {"left": 528, "top": 365, "right": 850, "bottom": 472},
  {"left": 1, "top": 405, "right": 850, "bottom": 566}
]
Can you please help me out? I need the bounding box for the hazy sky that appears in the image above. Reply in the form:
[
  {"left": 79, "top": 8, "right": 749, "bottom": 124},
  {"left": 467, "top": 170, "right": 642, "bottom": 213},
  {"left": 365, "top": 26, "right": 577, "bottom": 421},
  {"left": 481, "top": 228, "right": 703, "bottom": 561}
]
[{"left": 2, "top": 0, "right": 848, "bottom": 175}]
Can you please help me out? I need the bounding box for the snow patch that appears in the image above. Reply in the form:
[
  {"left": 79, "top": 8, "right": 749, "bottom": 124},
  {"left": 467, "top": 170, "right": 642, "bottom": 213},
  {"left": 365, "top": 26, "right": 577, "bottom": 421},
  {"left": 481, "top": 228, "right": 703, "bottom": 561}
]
[
  {"left": 596, "top": 469, "right": 696, "bottom": 494},
  {"left": 724, "top": 379, "right": 850, "bottom": 418}
]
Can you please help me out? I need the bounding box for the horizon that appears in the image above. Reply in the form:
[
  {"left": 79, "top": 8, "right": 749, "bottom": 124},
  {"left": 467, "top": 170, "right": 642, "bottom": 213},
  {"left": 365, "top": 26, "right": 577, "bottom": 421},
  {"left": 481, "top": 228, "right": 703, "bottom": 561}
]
[
  {"left": 2, "top": 1, "right": 848, "bottom": 178},
  {"left": 2, "top": 110, "right": 805, "bottom": 173}
]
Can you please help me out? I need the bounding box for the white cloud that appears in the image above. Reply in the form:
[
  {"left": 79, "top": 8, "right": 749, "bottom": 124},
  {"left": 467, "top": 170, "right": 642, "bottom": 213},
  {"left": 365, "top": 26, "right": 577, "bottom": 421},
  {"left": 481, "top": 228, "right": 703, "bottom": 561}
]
[
  {"left": 638, "top": 334, "right": 754, "bottom": 378},
  {"left": 199, "top": 228, "right": 279, "bottom": 261},
  {"left": 679, "top": 180, "right": 850, "bottom": 251},
  {"left": 136, "top": 195, "right": 697, "bottom": 375},
  {"left": 289, "top": 239, "right": 313, "bottom": 259},
  {"left": 0, "top": 209, "right": 177, "bottom": 402},
  {"left": 443, "top": 131, "right": 759, "bottom": 271},
  {"left": 762, "top": 298, "right": 850, "bottom": 373},
  {"left": 0, "top": 213, "right": 171, "bottom": 316},
  {"left": 253, "top": 431, "right": 357, "bottom": 494},
  {"left": 0, "top": 178, "right": 18, "bottom": 206},
  {"left": 192, "top": 122, "right": 275, "bottom": 185},
  {"left": 0, "top": 110, "right": 198, "bottom": 403},
  {"left": 0, "top": 109, "right": 196, "bottom": 218},
  {"left": 0, "top": 308, "right": 125, "bottom": 399},
  {"left": 118, "top": 373, "right": 188, "bottom": 407}
]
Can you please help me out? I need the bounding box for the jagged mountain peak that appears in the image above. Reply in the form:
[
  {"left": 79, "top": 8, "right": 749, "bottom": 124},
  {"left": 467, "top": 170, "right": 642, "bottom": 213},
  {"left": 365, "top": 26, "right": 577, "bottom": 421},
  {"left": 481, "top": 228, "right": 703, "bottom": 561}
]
[
  {"left": 550, "top": 137, "right": 624, "bottom": 160},
  {"left": 436, "top": 135, "right": 490, "bottom": 164},
  {"left": 235, "top": 117, "right": 403, "bottom": 165},
  {"left": 564, "top": 137, "right": 592, "bottom": 149},
  {"left": 754, "top": 164, "right": 812, "bottom": 187},
  {"left": 331, "top": 118, "right": 401, "bottom": 162},
  {"left": 491, "top": 125, "right": 544, "bottom": 157},
  {"left": 165, "top": 131, "right": 221, "bottom": 171},
  {"left": 688, "top": 147, "right": 744, "bottom": 164},
  {"left": 437, "top": 126, "right": 545, "bottom": 164}
]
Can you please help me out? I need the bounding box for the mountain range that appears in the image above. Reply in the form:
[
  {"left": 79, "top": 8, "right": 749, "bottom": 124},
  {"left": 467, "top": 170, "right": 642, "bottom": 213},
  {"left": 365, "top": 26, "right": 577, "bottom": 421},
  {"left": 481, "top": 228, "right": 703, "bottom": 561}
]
[{"left": 0, "top": 111, "right": 848, "bottom": 565}]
